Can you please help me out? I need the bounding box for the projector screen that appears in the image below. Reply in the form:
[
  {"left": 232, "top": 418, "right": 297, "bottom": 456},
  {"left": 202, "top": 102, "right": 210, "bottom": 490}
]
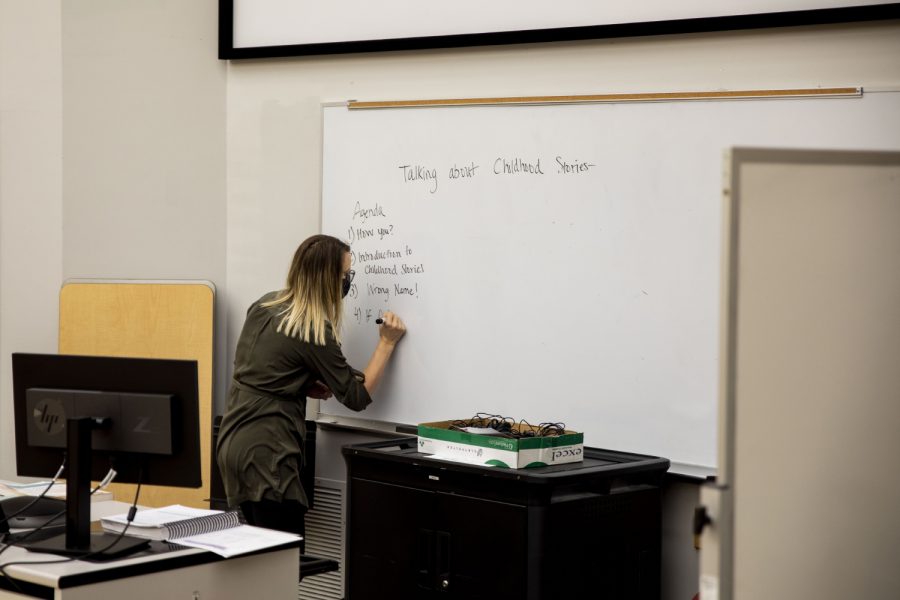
[{"left": 221, "top": 0, "right": 900, "bottom": 58}]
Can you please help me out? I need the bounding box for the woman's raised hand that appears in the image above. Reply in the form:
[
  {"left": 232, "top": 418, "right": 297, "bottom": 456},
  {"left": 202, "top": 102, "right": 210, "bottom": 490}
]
[{"left": 378, "top": 311, "right": 406, "bottom": 345}]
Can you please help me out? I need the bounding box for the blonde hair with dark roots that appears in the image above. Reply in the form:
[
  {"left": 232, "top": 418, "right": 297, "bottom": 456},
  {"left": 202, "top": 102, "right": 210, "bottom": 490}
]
[{"left": 263, "top": 234, "right": 350, "bottom": 346}]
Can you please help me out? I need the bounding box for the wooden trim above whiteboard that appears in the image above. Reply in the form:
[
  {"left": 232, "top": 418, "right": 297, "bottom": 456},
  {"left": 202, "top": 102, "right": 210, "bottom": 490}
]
[{"left": 348, "top": 87, "right": 861, "bottom": 109}]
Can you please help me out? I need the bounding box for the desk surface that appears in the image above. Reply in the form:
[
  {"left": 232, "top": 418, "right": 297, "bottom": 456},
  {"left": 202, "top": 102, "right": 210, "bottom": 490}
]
[{"left": 1, "top": 501, "right": 302, "bottom": 594}]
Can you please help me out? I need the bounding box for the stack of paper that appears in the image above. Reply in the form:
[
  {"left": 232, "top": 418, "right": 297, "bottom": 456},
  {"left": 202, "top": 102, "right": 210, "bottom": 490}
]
[
  {"left": 100, "top": 504, "right": 301, "bottom": 558},
  {"left": 0, "top": 480, "right": 112, "bottom": 502}
]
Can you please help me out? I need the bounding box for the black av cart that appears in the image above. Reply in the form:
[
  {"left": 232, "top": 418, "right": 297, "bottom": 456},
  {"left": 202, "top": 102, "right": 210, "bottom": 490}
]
[{"left": 343, "top": 438, "right": 669, "bottom": 600}]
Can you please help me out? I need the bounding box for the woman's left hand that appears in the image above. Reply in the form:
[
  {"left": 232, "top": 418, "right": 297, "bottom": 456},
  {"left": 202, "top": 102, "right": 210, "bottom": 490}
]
[{"left": 306, "top": 380, "right": 333, "bottom": 399}]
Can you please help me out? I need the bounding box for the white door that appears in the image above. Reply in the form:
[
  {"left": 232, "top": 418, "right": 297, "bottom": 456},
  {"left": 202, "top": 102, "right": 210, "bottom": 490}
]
[{"left": 700, "top": 148, "right": 900, "bottom": 600}]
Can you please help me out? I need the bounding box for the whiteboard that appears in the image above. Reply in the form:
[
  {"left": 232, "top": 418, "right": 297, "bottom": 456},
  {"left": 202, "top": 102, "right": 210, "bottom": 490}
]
[{"left": 320, "top": 91, "right": 900, "bottom": 470}]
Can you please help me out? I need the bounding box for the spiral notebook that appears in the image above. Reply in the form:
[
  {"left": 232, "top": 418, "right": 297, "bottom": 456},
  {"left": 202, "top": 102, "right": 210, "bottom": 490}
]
[
  {"left": 100, "top": 505, "right": 241, "bottom": 541},
  {"left": 100, "top": 504, "right": 301, "bottom": 557}
]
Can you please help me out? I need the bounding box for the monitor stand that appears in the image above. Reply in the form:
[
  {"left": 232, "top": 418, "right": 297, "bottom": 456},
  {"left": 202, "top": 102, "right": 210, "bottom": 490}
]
[
  {"left": 18, "top": 417, "right": 150, "bottom": 561},
  {"left": 18, "top": 531, "right": 150, "bottom": 560}
]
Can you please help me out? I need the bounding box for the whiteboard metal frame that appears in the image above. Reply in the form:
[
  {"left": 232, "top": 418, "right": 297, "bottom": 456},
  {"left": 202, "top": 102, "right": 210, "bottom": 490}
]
[{"left": 219, "top": 2, "right": 900, "bottom": 60}]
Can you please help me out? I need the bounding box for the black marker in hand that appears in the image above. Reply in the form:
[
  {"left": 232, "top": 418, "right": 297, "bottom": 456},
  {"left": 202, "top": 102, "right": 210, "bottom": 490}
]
[{"left": 374, "top": 312, "right": 407, "bottom": 344}]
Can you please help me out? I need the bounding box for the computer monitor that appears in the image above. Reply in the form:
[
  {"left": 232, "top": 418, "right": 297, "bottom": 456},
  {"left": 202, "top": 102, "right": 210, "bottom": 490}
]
[{"left": 11, "top": 353, "right": 201, "bottom": 558}]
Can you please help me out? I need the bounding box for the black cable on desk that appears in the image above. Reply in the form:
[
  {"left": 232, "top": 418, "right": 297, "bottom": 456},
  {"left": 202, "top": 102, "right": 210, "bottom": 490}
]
[
  {"left": 0, "top": 458, "right": 66, "bottom": 531},
  {"left": 0, "top": 470, "right": 144, "bottom": 593},
  {"left": 0, "top": 466, "right": 118, "bottom": 555}
]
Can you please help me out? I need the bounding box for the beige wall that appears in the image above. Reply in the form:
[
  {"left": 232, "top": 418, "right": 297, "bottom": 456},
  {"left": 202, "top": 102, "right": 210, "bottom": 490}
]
[
  {"left": 0, "top": 0, "right": 225, "bottom": 478},
  {"left": 61, "top": 2, "right": 226, "bottom": 281},
  {"left": 61, "top": 0, "right": 228, "bottom": 401},
  {"left": 0, "top": 0, "right": 63, "bottom": 479}
]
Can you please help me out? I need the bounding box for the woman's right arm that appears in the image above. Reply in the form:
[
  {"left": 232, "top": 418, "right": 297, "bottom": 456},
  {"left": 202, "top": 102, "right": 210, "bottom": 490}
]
[{"left": 362, "top": 311, "right": 406, "bottom": 395}]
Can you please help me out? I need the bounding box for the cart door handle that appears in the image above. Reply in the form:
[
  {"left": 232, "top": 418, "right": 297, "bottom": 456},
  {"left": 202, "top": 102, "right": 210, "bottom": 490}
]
[
  {"left": 417, "top": 528, "right": 434, "bottom": 589},
  {"left": 436, "top": 531, "right": 451, "bottom": 592}
]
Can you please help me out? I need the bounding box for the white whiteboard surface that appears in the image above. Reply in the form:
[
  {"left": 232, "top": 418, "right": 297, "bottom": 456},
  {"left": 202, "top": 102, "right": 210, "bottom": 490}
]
[
  {"left": 232, "top": 0, "right": 896, "bottom": 48},
  {"left": 320, "top": 92, "right": 900, "bottom": 469}
]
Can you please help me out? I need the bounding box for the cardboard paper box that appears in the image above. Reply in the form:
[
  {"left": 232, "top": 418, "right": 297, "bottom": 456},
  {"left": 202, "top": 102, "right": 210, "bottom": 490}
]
[{"left": 417, "top": 420, "right": 584, "bottom": 469}]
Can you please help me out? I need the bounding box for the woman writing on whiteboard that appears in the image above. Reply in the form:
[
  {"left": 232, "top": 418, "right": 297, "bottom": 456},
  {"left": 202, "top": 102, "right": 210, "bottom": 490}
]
[{"left": 216, "top": 234, "right": 406, "bottom": 538}]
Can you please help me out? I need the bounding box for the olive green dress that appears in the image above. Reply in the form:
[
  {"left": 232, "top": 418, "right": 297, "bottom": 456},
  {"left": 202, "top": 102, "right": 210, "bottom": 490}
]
[{"left": 216, "top": 292, "right": 371, "bottom": 508}]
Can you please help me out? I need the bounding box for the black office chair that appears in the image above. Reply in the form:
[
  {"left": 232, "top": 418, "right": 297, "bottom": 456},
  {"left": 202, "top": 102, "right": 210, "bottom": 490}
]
[{"left": 210, "top": 416, "right": 339, "bottom": 583}]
